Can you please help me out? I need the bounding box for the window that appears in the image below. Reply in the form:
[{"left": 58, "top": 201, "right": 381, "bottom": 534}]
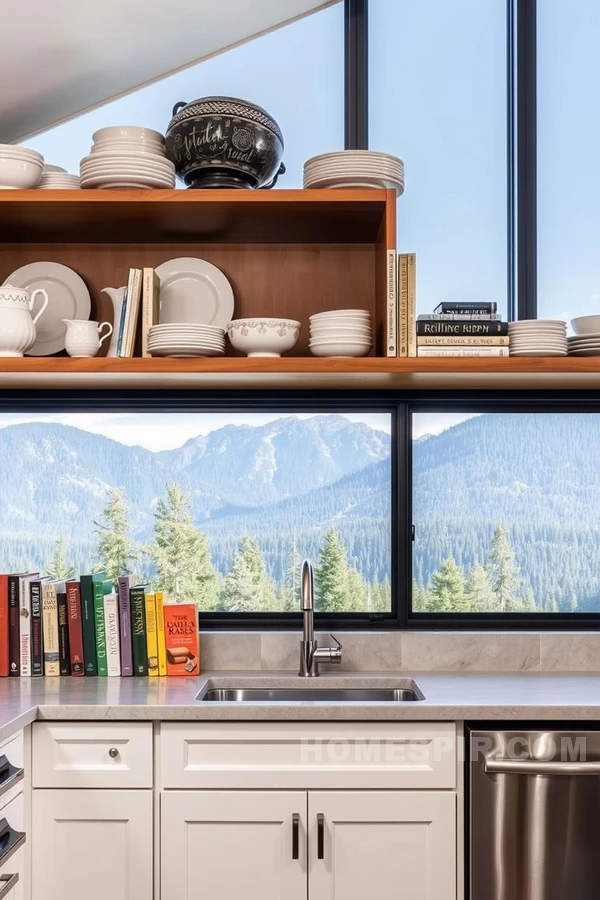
[
  {"left": 0, "top": 401, "right": 392, "bottom": 621},
  {"left": 23, "top": 4, "right": 344, "bottom": 187}
]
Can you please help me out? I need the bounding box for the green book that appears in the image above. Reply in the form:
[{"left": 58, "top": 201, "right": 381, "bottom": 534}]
[
  {"left": 93, "top": 578, "right": 114, "bottom": 677},
  {"left": 130, "top": 584, "right": 148, "bottom": 676},
  {"left": 80, "top": 571, "right": 106, "bottom": 676}
]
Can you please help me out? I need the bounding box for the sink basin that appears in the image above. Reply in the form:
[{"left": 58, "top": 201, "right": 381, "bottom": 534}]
[{"left": 196, "top": 685, "right": 425, "bottom": 703}]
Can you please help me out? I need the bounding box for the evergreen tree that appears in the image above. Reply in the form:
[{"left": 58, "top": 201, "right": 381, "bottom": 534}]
[
  {"left": 46, "top": 537, "right": 75, "bottom": 580},
  {"left": 569, "top": 591, "right": 578, "bottom": 612},
  {"left": 281, "top": 533, "right": 302, "bottom": 611},
  {"left": 465, "top": 564, "right": 496, "bottom": 612},
  {"left": 151, "top": 482, "right": 217, "bottom": 610},
  {"left": 94, "top": 487, "right": 137, "bottom": 584},
  {"left": 239, "top": 536, "right": 276, "bottom": 610},
  {"left": 315, "top": 528, "right": 349, "bottom": 612},
  {"left": 522, "top": 587, "right": 537, "bottom": 611},
  {"left": 429, "top": 557, "right": 468, "bottom": 611},
  {"left": 346, "top": 568, "right": 367, "bottom": 612},
  {"left": 220, "top": 550, "right": 259, "bottom": 612},
  {"left": 412, "top": 579, "right": 429, "bottom": 612},
  {"left": 487, "top": 525, "right": 520, "bottom": 612}
]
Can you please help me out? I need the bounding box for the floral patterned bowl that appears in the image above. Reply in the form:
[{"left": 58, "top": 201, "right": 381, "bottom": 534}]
[{"left": 227, "top": 317, "right": 301, "bottom": 357}]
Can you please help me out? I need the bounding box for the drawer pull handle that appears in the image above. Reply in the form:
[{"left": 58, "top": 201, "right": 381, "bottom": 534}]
[
  {"left": 108, "top": 747, "right": 119, "bottom": 759},
  {"left": 317, "top": 813, "right": 325, "bottom": 860},
  {"left": 0, "top": 819, "right": 25, "bottom": 869},
  {"left": 292, "top": 813, "right": 300, "bottom": 860},
  {"left": 0, "top": 757, "right": 23, "bottom": 799},
  {"left": 0, "top": 873, "right": 18, "bottom": 899}
]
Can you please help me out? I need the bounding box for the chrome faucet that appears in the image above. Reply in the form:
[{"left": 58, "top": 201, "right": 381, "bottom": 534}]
[{"left": 299, "top": 559, "right": 343, "bottom": 677}]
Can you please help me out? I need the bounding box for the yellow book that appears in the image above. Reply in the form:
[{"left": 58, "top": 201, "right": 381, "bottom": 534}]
[
  {"left": 42, "top": 582, "right": 60, "bottom": 676},
  {"left": 144, "top": 592, "right": 159, "bottom": 676},
  {"left": 397, "top": 253, "right": 409, "bottom": 357},
  {"left": 155, "top": 591, "right": 167, "bottom": 676},
  {"left": 407, "top": 252, "right": 417, "bottom": 357}
]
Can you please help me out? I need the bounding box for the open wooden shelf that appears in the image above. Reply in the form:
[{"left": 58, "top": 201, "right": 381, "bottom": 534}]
[{"left": 0, "top": 357, "right": 598, "bottom": 390}]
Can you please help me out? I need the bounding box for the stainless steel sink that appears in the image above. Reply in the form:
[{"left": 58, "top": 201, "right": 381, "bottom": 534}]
[{"left": 197, "top": 685, "right": 425, "bottom": 703}]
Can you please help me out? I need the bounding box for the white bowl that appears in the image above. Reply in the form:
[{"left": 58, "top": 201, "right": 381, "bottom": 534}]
[
  {"left": 310, "top": 325, "right": 372, "bottom": 335},
  {"left": 92, "top": 126, "right": 164, "bottom": 145},
  {"left": 0, "top": 156, "right": 43, "bottom": 189},
  {"left": 227, "top": 318, "right": 301, "bottom": 357},
  {"left": 89, "top": 141, "right": 166, "bottom": 156},
  {"left": 571, "top": 316, "right": 600, "bottom": 336},
  {"left": 310, "top": 341, "right": 371, "bottom": 357},
  {"left": 0, "top": 144, "right": 44, "bottom": 164},
  {"left": 310, "top": 308, "right": 371, "bottom": 320}
]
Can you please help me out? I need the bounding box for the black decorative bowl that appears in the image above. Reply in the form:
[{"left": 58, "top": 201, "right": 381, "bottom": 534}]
[{"left": 165, "top": 96, "right": 285, "bottom": 190}]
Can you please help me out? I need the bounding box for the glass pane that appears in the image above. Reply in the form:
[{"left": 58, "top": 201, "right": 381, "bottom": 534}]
[
  {"left": 23, "top": 4, "right": 344, "bottom": 188},
  {"left": 0, "top": 410, "right": 391, "bottom": 613},
  {"left": 538, "top": 0, "right": 600, "bottom": 321},
  {"left": 412, "top": 411, "right": 599, "bottom": 613},
  {"left": 369, "top": 0, "right": 507, "bottom": 315}
]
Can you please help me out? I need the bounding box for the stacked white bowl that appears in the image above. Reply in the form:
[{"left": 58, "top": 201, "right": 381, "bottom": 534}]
[
  {"left": 39, "top": 165, "right": 80, "bottom": 190},
  {"left": 148, "top": 324, "right": 225, "bottom": 358},
  {"left": 303, "top": 151, "right": 405, "bottom": 196},
  {"left": 0, "top": 145, "right": 44, "bottom": 189},
  {"left": 508, "top": 320, "right": 567, "bottom": 356},
  {"left": 80, "top": 126, "right": 175, "bottom": 189},
  {"left": 309, "top": 309, "right": 372, "bottom": 357}
]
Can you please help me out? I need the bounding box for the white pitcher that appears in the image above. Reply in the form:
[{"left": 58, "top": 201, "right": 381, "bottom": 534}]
[
  {"left": 0, "top": 284, "right": 48, "bottom": 357},
  {"left": 63, "top": 319, "right": 113, "bottom": 358}
]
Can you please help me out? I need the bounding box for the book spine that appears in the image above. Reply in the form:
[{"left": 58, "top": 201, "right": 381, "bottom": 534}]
[
  {"left": 66, "top": 582, "right": 85, "bottom": 676},
  {"left": 104, "top": 593, "right": 121, "bottom": 677},
  {"left": 124, "top": 269, "right": 142, "bottom": 358},
  {"left": 30, "top": 581, "right": 43, "bottom": 676},
  {"left": 417, "top": 335, "right": 509, "bottom": 346},
  {"left": 385, "top": 250, "right": 397, "bottom": 357},
  {"left": 118, "top": 576, "right": 133, "bottom": 677},
  {"left": 141, "top": 268, "right": 155, "bottom": 359},
  {"left": 116, "top": 287, "right": 128, "bottom": 356},
  {"left": 418, "top": 313, "right": 501, "bottom": 321},
  {"left": 57, "top": 591, "right": 70, "bottom": 676},
  {"left": 398, "top": 254, "right": 408, "bottom": 358},
  {"left": 130, "top": 588, "right": 148, "bottom": 676},
  {"left": 80, "top": 576, "right": 97, "bottom": 675},
  {"left": 93, "top": 581, "right": 108, "bottom": 677},
  {"left": 164, "top": 604, "right": 199, "bottom": 676},
  {"left": 145, "top": 593, "right": 158, "bottom": 676},
  {"left": 0, "top": 575, "right": 9, "bottom": 677},
  {"left": 155, "top": 591, "right": 167, "bottom": 676},
  {"left": 407, "top": 252, "right": 416, "bottom": 357},
  {"left": 19, "top": 579, "right": 32, "bottom": 677},
  {"left": 416, "top": 346, "right": 509, "bottom": 357},
  {"left": 42, "top": 583, "right": 60, "bottom": 676},
  {"left": 8, "top": 577, "right": 20, "bottom": 677},
  {"left": 416, "top": 320, "right": 508, "bottom": 336},
  {"left": 435, "top": 302, "right": 497, "bottom": 314}
]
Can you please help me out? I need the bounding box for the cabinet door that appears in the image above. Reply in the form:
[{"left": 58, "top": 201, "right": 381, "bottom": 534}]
[
  {"left": 308, "top": 791, "right": 456, "bottom": 900},
  {"left": 161, "top": 790, "right": 307, "bottom": 900},
  {"left": 32, "top": 790, "right": 153, "bottom": 900}
]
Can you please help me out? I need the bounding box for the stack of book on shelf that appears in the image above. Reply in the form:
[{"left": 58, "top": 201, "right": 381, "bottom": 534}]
[
  {"left": 389, "top": 252, "right": 417, "bottom": 357},
  {"left": 116, "top": 268, "right": 160, "bottom": 358},
  {"left": 0, "top": 571, "right": 199, "bottom": 678},
  {"left": 415, "top": 302, "right": 509, "bottom": 357}
]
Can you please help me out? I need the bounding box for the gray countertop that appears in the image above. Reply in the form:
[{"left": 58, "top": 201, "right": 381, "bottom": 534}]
[{"left": 1, "top": 671, "right": 600, "bottom": 741}]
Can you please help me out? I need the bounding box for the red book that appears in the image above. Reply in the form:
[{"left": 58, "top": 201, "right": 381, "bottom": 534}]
[
  {"left": 66, "top": 580, "right": 85, "bottom": 676},
  {"left": 163, "top": 604, "right": 199, "bottom": 676},
  {"left": 0, "top": 575, "right": 8, "bottom": 676}
]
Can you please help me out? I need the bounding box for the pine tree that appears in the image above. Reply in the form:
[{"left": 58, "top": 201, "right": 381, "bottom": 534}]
[
  {"left": 46, "top": 537, "right": 75, "bottom": 580},
  {"left": 522, "top": 587, "right": 537, "bottom": 611},
  {"left": 429, "top": 557, "right": 468, "bottom": 611},
  {"left": 569, "top": 591, "right": 578, "bottom": 612},
  {"left": 151, "top": 482, "right": 217, "bottom": 610},
  {"left": 94, "top": 487, "right": 137, "bottom": 584},
  {"left": 239, "top": 536, "right": 276, "bottom": 611},
  {"left": 220, "top": 551, "right": 258, "bottom": 612},
  {"left": 315, "top": 528, "right": 349, "bottom": 612},
  {"left": 487, "top": 525, "right": 520, "bottom": 613},
  {"left": 412, "top": 579, "right": 429, "bottom": 612},
  {"left": 346, "top": 568, "right": 367, "bottom": 612},
  {"left": 465, "top": 564, "right": 496, "bottom": 612},
  {"left": 281, "top": 533, "right": 302, "bottom": 611}
]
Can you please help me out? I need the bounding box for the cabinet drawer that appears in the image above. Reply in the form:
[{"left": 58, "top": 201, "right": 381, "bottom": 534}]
[
  {"left": 0, "top": 793, "right": 26, "bottom": 900},
  {"left": 160, "top": 722, "right": 456, "bottom": 789},
  {"left": 33, "top": 722, "right": 153, "bottom": 788},
  {"left": 0, "top": 846, "right": 24, "bottom": 900},
  {"left": 0, "top": 734, "right": 24, "bottom": 813}
]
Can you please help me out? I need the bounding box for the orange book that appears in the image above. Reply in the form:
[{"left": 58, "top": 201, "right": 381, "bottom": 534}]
[
  {"left": 0, "top": 575, "right": 8, "bottom": 676},
  {"left": 163, "top": 604, "right": 199, "bottom": 676}
]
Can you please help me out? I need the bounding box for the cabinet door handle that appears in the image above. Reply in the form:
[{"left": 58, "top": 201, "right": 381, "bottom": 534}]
[
  {"left": 0, "top": 873, "right": 18, "bottom": 899},
  {"left": 317, "top": 813, "right": 325, "bottom": 860},
  {"left": 0, "top": 818, "right": 25, "bottom": 868},
  {"left": 292, "top": 813, "right": 300, "bottom": 859},
  {"left": 0, "top": 757, "right": 23, "bottom": 799}
]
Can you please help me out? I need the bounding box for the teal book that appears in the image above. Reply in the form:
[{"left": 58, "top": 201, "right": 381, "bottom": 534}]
[
  {"left": 93, "top": 578, "right": 113, "bottom": 677},
  {"left": 80, "top": 571, "right": 106, "bottom": 676},
  {"left": 130, "top": 584, "right": 148, "bottom": 676}
]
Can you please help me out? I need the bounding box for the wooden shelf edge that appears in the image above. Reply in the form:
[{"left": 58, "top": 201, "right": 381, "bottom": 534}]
[{"left": 0, "top": 357, "right": 598, "bottom": 390}]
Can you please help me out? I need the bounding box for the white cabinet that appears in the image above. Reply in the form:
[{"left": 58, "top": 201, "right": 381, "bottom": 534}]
[
  {"left": 308, "top": 791, "right": 456, "bottom": 900},
  {"left": 32, "top": 789, "right": 153, "bottom": 900},
  {"left": 161, "top": 791, "right": 307, "bottom": 900}
]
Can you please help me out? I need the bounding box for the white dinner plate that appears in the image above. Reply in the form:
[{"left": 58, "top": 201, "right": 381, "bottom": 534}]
[
  {"left": 80, "top": 174, "right": 174, "bottom": 188},
  {"left": 304, "top": 176, "right": 404, "bottom": 195},
  {"left": 4, "top": 261, "right": 91, "bottom": 355},
  {"left": 155, "top": 257, "right": 234, "bottom": 328},
  {"left": 149, "top": 346, "right": 225, "bottom": 357},
  {"left": 568, "top": 348, "right": 600, "bottom": 356},
  {"left": 510, "top": 349, "right": 567, "bottom": 357}
]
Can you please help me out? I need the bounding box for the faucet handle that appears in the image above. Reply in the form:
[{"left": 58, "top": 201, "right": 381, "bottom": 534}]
[{"left": 329, "top": 634, "right": 343, "bottom": 663}]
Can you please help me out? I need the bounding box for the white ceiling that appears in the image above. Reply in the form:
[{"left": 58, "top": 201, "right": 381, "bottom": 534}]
[{"left": 1, "top": 0, "right": 335, "bottom": 143}]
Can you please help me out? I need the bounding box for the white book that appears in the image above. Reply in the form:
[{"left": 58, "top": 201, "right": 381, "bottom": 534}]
[
  {"left": 386, "top": 250, "right": 397, "bottom": 357},
  {"left": 19, "top": 572, "right": 39, "bottom": 676},
  {"left": 104, "top": 592, "right": 121, "bottom": 677},
  {"left": 417, "top": 346, "right": 509, "bottom": 357}
]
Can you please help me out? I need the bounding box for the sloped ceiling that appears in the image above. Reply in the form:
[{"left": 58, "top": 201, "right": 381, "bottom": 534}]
[{"left": 1, "top": 0, "right": 335, "bottom": 143}]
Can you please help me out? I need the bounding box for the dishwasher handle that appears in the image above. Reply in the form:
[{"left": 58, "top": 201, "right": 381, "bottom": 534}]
[{"left": 484, "top": 756, "right": 600, "bottom": 776}]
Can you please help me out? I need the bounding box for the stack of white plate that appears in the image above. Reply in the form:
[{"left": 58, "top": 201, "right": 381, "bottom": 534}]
[
  {"left": 567, "top": 334, "right": 600, "bottom": 356},
  {"left": 80, "top": 126, "right": 175, "bottom": 189},
  {"left": 148, "top": 324, "right": 225, "bottom": 358},
  {"left": 508, "top": 320, "right": 567, "bottom": 356},
  {"left": 303, "top": 151, "right": 404, "bottom": 196},
  {"left": 39, "top": 165, "right": 80, "bottom": 190},
  {"left": 309, "top": 309, "right": 372, "bottom": 357}
]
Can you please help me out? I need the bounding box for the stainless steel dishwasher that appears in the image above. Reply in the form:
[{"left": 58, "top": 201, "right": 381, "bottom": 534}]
[{"left": 469, "top": 727, "right": 600, "bottom": 900}]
